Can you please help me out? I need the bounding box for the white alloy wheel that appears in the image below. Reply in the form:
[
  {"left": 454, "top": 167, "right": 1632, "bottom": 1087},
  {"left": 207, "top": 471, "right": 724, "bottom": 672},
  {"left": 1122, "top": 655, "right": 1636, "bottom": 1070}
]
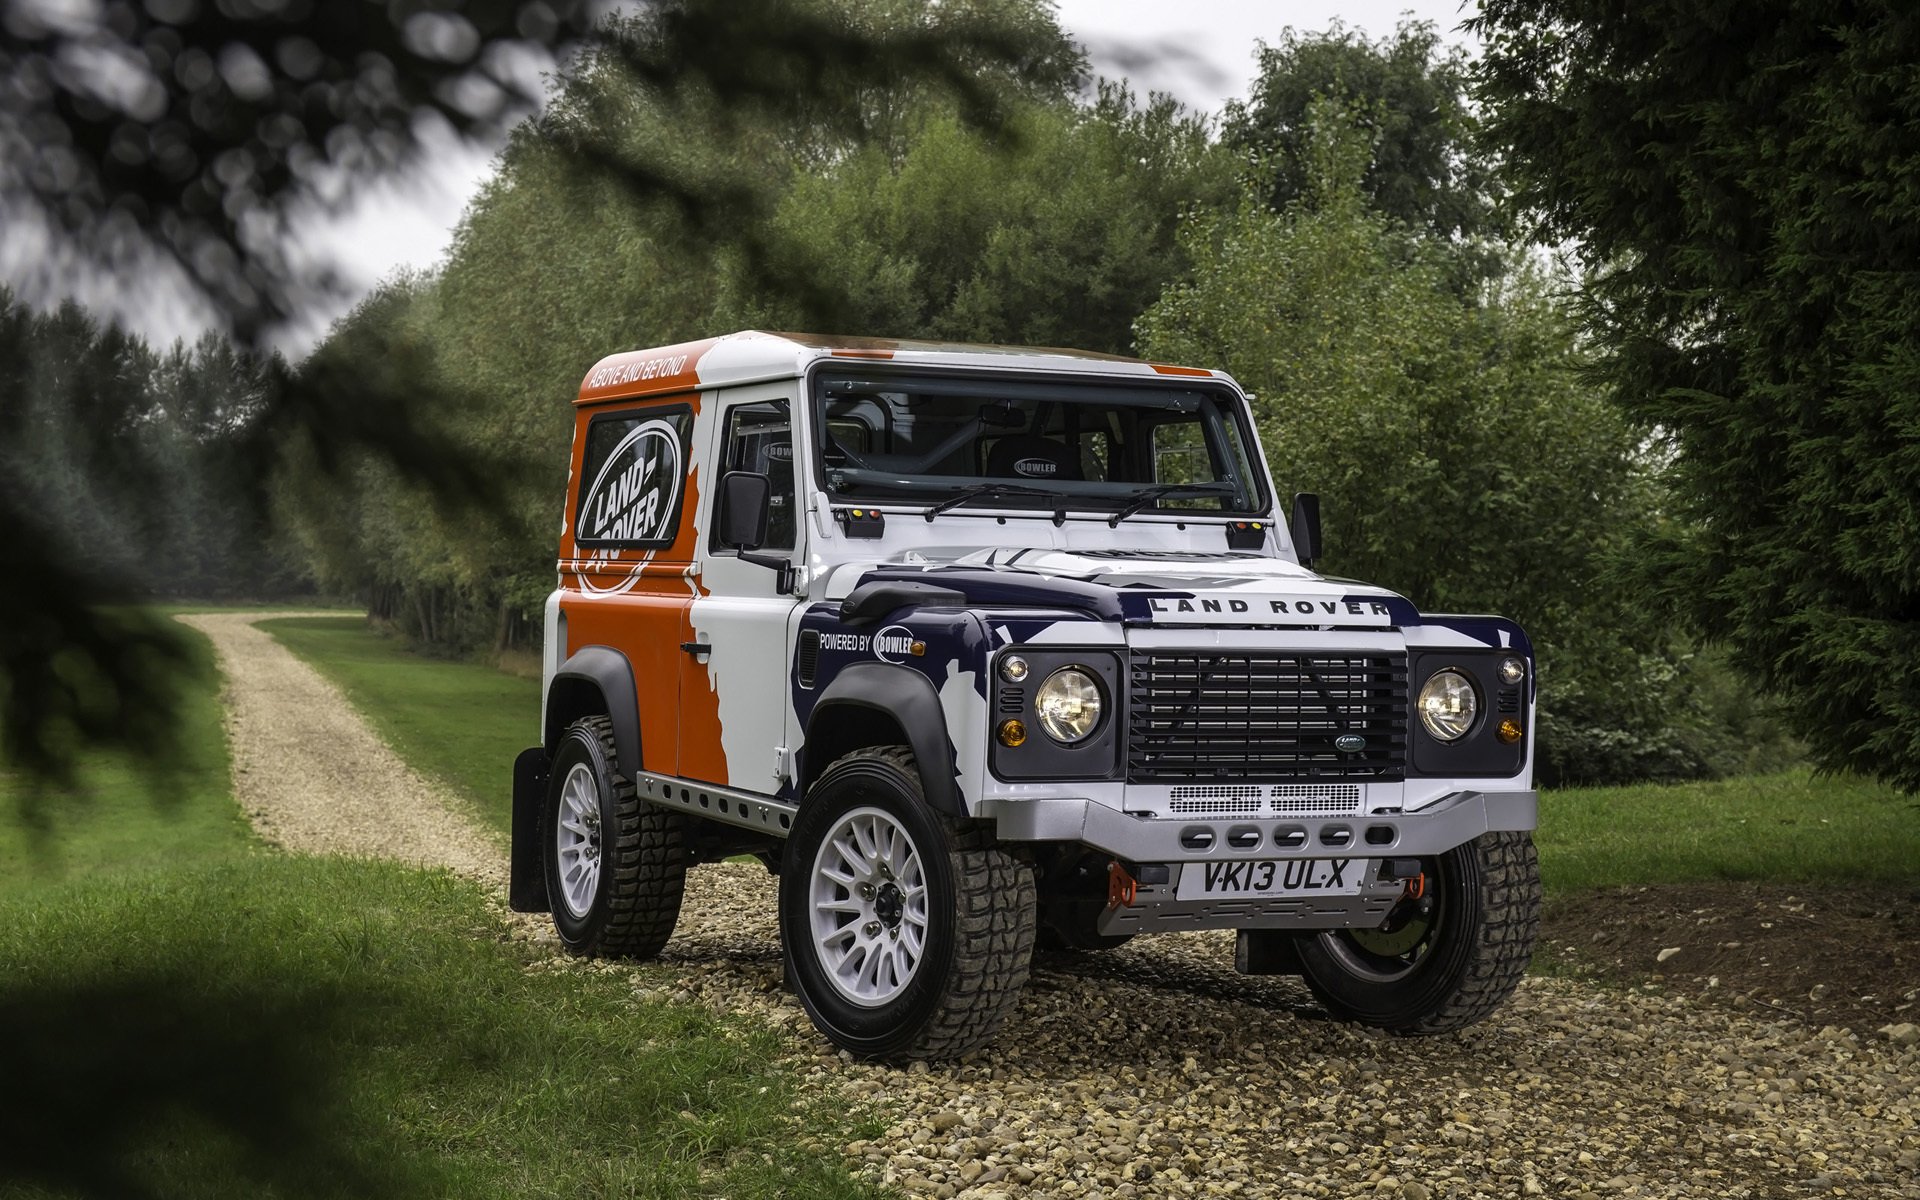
[
  {"left": 553, "top": 761, "right": 602, "bottom": 918},
  {"left": 808, "top": 805, "right": 930, "bottom": 1007}
]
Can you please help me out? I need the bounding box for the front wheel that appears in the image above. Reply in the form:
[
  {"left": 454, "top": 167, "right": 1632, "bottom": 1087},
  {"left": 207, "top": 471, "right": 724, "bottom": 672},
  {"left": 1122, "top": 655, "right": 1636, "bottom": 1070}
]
[
  {"left": 1295, "top": 830, "right": 1540, "bottom": 1034},
  {"left": 779, "top": 746, "right": 1035, "bottom": 1061}
]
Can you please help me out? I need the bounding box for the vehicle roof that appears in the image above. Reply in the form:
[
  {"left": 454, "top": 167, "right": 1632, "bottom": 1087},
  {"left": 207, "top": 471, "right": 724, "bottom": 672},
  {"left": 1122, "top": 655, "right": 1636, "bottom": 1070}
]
[{"left": 574, "top": 330, "right": 1231, "bottom": 405}]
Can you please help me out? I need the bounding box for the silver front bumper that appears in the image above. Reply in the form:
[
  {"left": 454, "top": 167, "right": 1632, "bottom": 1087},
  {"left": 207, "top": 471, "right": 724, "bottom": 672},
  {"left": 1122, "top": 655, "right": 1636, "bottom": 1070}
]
[{"left": 982, "top": 788, "right": 1537, "bottom": 862}]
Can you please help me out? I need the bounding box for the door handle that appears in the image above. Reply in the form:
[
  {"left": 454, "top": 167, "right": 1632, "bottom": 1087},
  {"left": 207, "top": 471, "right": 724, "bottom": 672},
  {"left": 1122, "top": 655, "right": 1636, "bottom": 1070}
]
[{"left": 680, "top": 641, "right": 711, "bottom": 656}]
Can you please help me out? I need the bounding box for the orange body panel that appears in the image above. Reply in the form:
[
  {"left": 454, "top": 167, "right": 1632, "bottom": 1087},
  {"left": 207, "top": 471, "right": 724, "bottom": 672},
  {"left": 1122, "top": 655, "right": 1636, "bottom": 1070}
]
[{"left": 558, "top": 389, "right": 727, "bottom": 784}]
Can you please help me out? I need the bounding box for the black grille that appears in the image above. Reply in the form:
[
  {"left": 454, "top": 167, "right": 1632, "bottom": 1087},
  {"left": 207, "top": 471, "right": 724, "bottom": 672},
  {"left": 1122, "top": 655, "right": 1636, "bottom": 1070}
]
[{"left": 1127, "top": 652, "right": 1407, "bottom": 782}]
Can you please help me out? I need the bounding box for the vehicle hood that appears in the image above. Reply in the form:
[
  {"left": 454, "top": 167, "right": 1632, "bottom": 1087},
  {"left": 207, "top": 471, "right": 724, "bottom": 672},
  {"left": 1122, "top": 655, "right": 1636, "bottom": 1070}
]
[{"left": 824, "top": 546, "right": 1415, "bottom": 627}]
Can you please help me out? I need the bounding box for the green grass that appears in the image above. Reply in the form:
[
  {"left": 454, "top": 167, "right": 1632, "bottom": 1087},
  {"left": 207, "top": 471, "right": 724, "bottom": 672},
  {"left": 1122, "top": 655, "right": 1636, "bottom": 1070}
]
[
  {"left": 260, "top": 617, "right": 538, "bottom": 837},
  {"left": 151, "top": 600, "right": 359, "bottom": 615},
  {"left": 0, "top": 859, "right": 879, "bottom": 1200},
  {"left": 0, "top": 625, "right": 255, "bottom": 896},
  {"left": 1537, "top": 768, "right": 1920, "bottom": 893},
  {"left": 0, "top": 612, "right": 879, "bottom": 1200}
]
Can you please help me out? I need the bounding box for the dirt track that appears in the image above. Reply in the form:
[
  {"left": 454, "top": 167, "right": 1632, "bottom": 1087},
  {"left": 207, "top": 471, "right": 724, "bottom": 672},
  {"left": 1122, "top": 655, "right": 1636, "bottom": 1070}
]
[{"left": 188, "top": 612, "right": 1920, "bottom": 1200}]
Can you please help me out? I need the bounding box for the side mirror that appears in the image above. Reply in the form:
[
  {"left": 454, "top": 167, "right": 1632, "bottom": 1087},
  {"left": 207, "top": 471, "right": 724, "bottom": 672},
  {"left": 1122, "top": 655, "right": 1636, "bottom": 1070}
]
[
  {"left": 1290, "top": 492, "right": 1322, "bottom": 569},
  {"left": 718, "top": 471, "right": 771, "bottom": 550}
]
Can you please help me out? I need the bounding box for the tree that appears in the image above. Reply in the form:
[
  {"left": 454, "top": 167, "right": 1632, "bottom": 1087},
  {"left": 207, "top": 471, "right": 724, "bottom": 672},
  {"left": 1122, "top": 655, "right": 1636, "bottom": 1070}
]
[
  {"left": 1221, "top": 21, "right": 1503, "bottom": 247},
  {"left": 1138, "top": 104, "right": 1720, "bottom": 784},
  {"left": 1473, "top": 0, "right": 1920, "bottom": 791}
]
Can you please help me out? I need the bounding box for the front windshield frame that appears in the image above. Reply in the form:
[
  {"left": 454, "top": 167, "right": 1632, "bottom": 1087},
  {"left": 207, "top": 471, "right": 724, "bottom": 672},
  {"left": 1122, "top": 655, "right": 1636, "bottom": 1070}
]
[{"left": 805, "top": 364, "right": 1272, "bottom": 519}]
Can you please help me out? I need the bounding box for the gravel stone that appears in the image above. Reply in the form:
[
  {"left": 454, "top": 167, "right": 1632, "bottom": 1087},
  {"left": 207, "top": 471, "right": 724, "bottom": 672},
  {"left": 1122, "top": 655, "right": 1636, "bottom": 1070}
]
[{"left": 191, "top": 612, "right": 1920, "bottom": 1200}]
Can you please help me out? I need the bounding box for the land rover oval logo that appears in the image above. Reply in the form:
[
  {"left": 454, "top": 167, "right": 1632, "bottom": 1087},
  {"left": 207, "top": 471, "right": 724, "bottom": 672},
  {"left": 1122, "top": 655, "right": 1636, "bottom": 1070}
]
[
  {"left": 580, "top": 419, "right": 682, "bottom": 543},
  {"left": 1334, "top": 734, "right": 1368, "bottom": 753},
  {"left": 1013, "top": 457, "right": 1057, "bottom": 477}
]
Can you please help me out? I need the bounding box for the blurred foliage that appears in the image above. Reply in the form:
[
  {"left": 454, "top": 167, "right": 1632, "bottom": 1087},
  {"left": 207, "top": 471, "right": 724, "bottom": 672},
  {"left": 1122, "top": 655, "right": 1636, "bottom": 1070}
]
[
  {"left": 0, "top": 289, "right": 308, "bottom": 787},
  {"left": 1136, "top": 104, "right": 1788, "bottom": 785},
  {"left": 0, "top": 0, "right": 1052, "bottom": 783},
  {"left": 1473, "top": 0, "right": 1920, "bottom": 793},
  {"left": 0, "top": 289, "right": 307, "bottom": 599},
  {"left": 275, "top": 0, "right": 1234, "bottom": 653}
]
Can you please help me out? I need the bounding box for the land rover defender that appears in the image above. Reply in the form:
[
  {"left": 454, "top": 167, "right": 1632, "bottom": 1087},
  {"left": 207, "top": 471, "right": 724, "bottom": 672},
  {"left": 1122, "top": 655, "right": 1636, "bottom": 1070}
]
[{"left": 509, "top": 331, "right": 1542, "bottom": 1060}]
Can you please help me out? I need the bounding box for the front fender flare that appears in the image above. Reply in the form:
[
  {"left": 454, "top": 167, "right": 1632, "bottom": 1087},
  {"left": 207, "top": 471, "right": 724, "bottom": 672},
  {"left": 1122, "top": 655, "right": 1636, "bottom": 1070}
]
[{"left": 804, "top": 661, "right": 964, "bottom": 816}]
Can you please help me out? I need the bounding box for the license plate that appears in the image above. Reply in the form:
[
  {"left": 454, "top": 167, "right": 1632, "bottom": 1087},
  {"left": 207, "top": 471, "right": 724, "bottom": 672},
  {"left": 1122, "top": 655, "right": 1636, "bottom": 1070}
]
[{"left": 1176, "top": 858, "right": 1371, "bottom": 900}]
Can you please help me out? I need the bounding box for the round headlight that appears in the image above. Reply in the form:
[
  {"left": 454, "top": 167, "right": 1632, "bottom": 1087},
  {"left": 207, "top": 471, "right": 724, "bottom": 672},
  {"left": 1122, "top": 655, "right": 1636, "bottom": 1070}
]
[
  {"left": 1418, "top": 670, "right": 1478, "bottom": 741},
  {"left": 1035, "top": 667, "right": 1103, "bottom": 744},
  {"left": 1497, "top": 656, "right": 1526, "bottom": 685}
]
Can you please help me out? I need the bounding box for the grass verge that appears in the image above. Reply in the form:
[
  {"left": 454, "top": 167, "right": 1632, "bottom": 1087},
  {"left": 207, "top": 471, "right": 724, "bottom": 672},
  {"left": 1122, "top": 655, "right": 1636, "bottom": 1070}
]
[
  {"left": 0, "top": 613, "right": 879, "bottom": 1200},
  {"left": 1537, "top": 768, "right": 1920, "bottom": 894},
  {"left": 0, "top": 623, "right": 253, "bottom": 896},
  {"left": 260, "top": 616, "right": 535, "bottom": 837},
  {"left": 0, "top": 860, "right": 878, "bottom": 1200}
]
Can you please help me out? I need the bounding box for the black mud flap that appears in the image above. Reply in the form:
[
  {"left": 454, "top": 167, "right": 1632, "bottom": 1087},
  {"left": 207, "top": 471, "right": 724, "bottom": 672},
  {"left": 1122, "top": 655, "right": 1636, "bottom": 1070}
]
[
  {"left": 510, "top": 746, "right": 551, "bottom": 913},
  {"left": 1235, "top": 929, "right": 1304, "bottom": 977}
]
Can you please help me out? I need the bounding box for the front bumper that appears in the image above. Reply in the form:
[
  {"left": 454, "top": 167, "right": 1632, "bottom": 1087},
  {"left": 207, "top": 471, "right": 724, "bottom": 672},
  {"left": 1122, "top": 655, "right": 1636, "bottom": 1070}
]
[{"left": 982, "top": 788, "right": 1537, "bottom": 862}]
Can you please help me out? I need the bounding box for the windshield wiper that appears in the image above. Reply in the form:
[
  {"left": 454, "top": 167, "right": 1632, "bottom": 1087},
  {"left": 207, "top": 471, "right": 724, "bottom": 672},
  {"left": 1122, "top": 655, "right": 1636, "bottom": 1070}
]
[
  {"left": 1106, "top": 482, "right": 1235, "bottom": 526},
  {"left": 923, "top": 483, "right": 1060, "bottom": 521}
]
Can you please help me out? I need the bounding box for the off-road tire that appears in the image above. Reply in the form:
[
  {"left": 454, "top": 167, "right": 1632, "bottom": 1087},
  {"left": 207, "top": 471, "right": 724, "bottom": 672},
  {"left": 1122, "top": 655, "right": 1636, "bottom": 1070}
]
[
  {"left": 780, "top": 746, "right": 1036, "bottom": 1061},
  {"left": 543, "top": 715, "right": 685, "bottom": 959},
  {"left": 1295, "top": 830, "right": 1539, "bottom": 1034}
]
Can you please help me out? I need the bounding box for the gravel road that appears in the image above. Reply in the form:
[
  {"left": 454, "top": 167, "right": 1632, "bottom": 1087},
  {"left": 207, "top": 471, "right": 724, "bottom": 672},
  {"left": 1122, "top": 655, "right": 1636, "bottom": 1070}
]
[{"left": 191, "top": 613, "right": 1920, "bottom": 1200}]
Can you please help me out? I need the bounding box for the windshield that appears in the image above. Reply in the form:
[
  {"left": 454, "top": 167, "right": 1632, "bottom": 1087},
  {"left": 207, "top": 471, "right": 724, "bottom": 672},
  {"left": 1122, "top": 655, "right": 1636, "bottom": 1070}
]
[{"left": 811, "top": 371, "right": 1267, "bottom": 517}]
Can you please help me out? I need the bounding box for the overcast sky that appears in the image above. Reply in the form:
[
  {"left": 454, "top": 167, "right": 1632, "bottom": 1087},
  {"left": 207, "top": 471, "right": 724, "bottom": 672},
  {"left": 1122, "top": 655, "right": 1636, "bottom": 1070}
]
[{"left": 21, "top": 0, "right": 1476, "bottom": 351}]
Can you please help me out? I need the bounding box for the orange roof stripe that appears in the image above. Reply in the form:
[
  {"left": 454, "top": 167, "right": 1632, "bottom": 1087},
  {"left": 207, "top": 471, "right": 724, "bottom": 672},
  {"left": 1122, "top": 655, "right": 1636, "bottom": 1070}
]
[{"left": 577, "top": 337, "right": 719, "bottom": 404}]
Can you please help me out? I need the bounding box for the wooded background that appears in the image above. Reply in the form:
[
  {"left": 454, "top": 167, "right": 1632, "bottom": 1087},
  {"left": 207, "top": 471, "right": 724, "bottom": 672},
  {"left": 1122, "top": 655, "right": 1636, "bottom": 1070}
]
[{"left": 12, "top": 0, "right": 1915, "bottom": 791}]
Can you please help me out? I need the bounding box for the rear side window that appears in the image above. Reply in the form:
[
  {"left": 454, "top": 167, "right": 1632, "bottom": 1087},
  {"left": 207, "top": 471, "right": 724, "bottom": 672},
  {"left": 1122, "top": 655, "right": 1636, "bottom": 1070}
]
[{"left": 575, "top": 406, "right": 694, "bottom": 548}]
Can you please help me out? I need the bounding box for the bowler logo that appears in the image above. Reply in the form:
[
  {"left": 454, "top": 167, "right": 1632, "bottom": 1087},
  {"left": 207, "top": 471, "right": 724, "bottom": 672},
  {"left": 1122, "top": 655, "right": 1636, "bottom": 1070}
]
[{"left": 873, "top": 624, "right": 916, "bottom": 663}]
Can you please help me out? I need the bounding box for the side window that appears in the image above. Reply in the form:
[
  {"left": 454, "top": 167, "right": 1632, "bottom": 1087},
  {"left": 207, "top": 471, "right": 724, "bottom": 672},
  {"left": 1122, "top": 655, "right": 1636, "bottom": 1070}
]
[
  {"left": 721, "top": 400, "right": 796, "bottom": 551},
  {"left": 576, "top": 406, "right": 694, "bottom": 547},
  {"left": 1151, "top": 420, "right": 1211, "bottom": 485},
  {"left": 1150, "top": 419, "right": 1224, "bottom": 509}
]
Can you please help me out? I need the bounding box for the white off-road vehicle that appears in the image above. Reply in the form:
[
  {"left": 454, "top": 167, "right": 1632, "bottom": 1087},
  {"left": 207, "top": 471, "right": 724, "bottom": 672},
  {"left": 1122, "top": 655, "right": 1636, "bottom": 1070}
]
[{"left": 510, "top": 331, "right": 1541, "bottom": 1060}]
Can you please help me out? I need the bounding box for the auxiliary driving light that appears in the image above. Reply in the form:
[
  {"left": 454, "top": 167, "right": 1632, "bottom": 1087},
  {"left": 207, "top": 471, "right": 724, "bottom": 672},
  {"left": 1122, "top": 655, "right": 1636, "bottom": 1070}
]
[{"left": 999, "top": 655, "right": 1030, "bottom": 682}]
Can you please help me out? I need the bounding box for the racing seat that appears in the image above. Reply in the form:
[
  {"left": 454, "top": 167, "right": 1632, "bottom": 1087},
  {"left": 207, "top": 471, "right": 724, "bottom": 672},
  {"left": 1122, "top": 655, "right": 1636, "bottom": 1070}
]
[{"left": 985, "top": 435, "right": 1080, "bottom": 481}]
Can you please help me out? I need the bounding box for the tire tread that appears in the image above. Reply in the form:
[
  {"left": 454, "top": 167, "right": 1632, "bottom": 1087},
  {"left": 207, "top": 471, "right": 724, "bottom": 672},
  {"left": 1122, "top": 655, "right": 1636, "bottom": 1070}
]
[
  {"left": 1397, "top": 829, "right": 1541, "bottom": 1034},
  {"left": 565, "top": 715, "right": 686, "bottom": 960},
  {"left": 802, "top": 746, "right": 1035, "bottom": 1061}
]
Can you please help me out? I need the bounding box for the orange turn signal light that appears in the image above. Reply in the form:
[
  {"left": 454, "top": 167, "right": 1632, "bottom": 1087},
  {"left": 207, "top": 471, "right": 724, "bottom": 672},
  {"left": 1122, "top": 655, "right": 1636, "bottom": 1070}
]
[
  {"left": 1496, "top": 719, "right": 1524, "bottom": 744},
  {"left": 997, "top": 719, "right": 1027, "bottom": 747}
]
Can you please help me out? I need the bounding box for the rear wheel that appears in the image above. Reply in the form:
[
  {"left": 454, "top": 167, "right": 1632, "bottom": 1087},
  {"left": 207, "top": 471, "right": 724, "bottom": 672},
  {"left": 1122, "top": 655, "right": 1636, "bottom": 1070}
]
[
  {"left": 542, "top": 716, "right": 685, "bottom": 959},
  {"left": 780, "top": 746, "right": 1035, "bottom": 1061},
  {"left": 1295, "top": 830, "right": 1539, "bottom": 1034}
]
